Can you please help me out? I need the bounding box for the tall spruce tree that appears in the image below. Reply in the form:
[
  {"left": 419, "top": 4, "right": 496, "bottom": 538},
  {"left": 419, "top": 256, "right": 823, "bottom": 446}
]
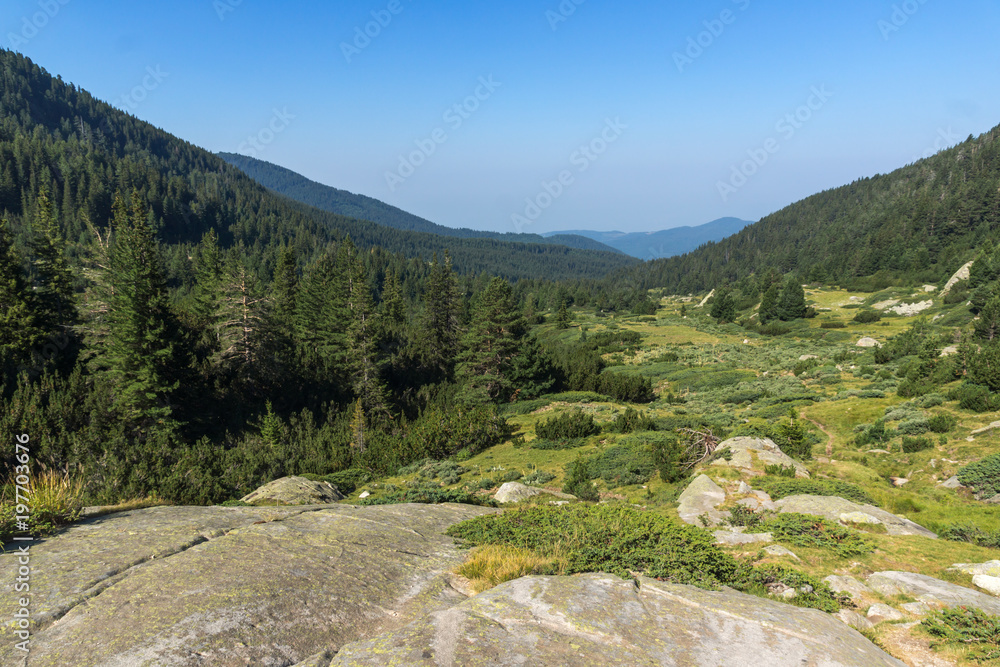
[
  {"left": 777, "top": 277, "right": 807, "bottom": 321},
  {"left": 104, "top": 192, "right": 179, "bottom": 431},
  {"left": 0, "top": 219, "right": 42, "bottom": 374},
  {"left": 29, "top": 190, "right": 77, "bottom": 335},
  {"left": 420, "top": 252, "right": 462, "bottom": 380},
  {"left": 759, "top": 283, "right": 780, "bottom": 323},
  {"left": 457, "top": 277, "right": 526, "bottom": 404},
  {"left": 709, "top": 285, "right": 736, "bottom": 323}
]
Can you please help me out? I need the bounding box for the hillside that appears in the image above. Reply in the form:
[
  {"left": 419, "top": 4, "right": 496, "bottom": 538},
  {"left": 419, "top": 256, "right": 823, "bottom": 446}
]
[
  {"left": 217, "top": 152, "right": 624, "bottom": 254},
  {"left": 625, "top": 126, "right": 1000, "bottom": 292},
  {"left": 0, "top": 50, "right": 635, "bottom": 282},
  {"left": 546, "top": 217, "right": 754, "bottom": 259}
]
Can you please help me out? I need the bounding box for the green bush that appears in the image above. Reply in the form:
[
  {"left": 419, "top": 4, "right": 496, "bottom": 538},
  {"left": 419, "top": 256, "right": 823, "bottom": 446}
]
[
  {"left": 937, "top": 523, "right": 1000, "bottom": 549},
  {"left": 901, "top": 436, "right": 933, "bottom": 454},
  {"left": 749, "top": 513, "right": 874, "bottom": 558},
  {"left": 589, "top": 444, "right": 656, "bottom": 488},
  {"left": 445, "top": 504, "right": 842, "bottom": 611},
  {"left": 522, "top": 470, "right": 556, "bottom": 486},
  {"left": 562, "top": 456, "right": 600, "bottom": 501},
  {"left": 360, "top": 486, "right": 496, "bottom": 507},
  {"left": 928, "top": 413, "right": 958, "bottom": 433},
  {"left": 610, "top": 407, "right": 658, "bottom": 434},
  {"left": 536, "top": 409, "right": 600, "bottom": 440},
  {"left": 897, "top": 417, "right": 931, "bottom": 435},
  {"left": 922, "top": 607, "right": 1000, "bottom": 663},
  {"left": 753, "top": 478, "right": 876, "bottom": 505},
  {"left": 820, "top": 322, "right": 847, "bottom": 329},
  {"left": 958, "top": 453, "right": 1000, "bottom": 499},
  {"left": 764, "top": 464, "right": 797, "bottom": 478},
  {"left": 853, "top": 310, "right": 882, "bottom": 324},
  {"left": 950, "top": 383, "right": 1000, "bottom": 413}
]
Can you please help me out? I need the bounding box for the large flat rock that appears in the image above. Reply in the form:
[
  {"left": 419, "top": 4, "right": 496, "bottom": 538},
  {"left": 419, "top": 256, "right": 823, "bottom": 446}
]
[
  {"left": 711, "top": 436, "right": 809, "bottom": 478},
  {"left": 866, "top": 571, "right": 1000, "bottom": 614},
  {"left": 326, "top": 573, "right": 905, "bottom": 666},
  {"left": 676, "top": 474, "right": 727, "bottom": 526},
  {"left": 0, "top": 503, "right": 495, "bottom": 666},
  {"left": 773, "top": 495, "right": 937, "bottom": 538}
]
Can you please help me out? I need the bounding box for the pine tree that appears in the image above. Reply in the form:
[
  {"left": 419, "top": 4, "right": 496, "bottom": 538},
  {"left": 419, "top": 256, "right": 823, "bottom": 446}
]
[
  {"left": 216, "top": 250, "right": 267, "bottom": 373},
  {"left": 343, "top": 246, "right": 390, "bottom": 419},
  {"left": 758, "top": 283, "right": 780, "bottom": 324},
  {"left": 457, "top": 277, "right": 526, "bottom": 404},
  {"left": 556, "top": 301, "right": 570, "bottom": 329},
  {"left": 271, "top": 246, "right": 298, "bottom": 327},
  {"left": 0, "top": 219, "right": 42, "bottom": 373},
  {"left": 709, "top": 285, "right": 736, "bottom": 323},
  {"left": 29, "top": 190, "right": 77, "bottom": 334},
  {"left": 191, "top": 229, "right": 223, "bottom": 329},
  {"left": 420, "top": 252, "right": 462, "bottom": 379},
  {"left": 380, "top": 271, "right": 406, "bottom": 326},
  {"left": 104, "top": 192, "right": 180, "bottom": 431},
  {"left": 777, "top": 277, "right": 807, "bottom": 321},
  {"left": 975, "top": 296, "right": 1000, "bottom": 342}
]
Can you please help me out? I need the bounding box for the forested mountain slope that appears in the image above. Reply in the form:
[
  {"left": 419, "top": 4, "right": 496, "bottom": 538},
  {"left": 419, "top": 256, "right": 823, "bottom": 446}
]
[
  {"left": 217, "top": 152, "right": 623, "bottom": 254},
  {"left": 0, "top": 49, "right": 635, "bottom": 282},
  {"left": 626, "top": 126, "right": 1000, "bottom": 292}
]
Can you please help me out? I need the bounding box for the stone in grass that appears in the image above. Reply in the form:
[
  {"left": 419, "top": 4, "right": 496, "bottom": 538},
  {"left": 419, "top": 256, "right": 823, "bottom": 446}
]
[
  {"left": 709, "top": 437, "right": 810, "bottom": 478},
  {"left": 973, "top": 574, "right": 1000, "bottom": 597},
  {"left": 240, "top": 476, "right": 345, "bottom": 505},
  {"left": 900, "top": 601, "right": 933, "bottom": 616},
  {"left": 493, "top": 482, "right": 575, "bottom": 504},
  {"left": 713, "top": 530, "right": 773, "bottom": 546},
  {"left": 866, "top": 571, "right": 1000, "bottom": 615},
  {"left": 951, "top": 561, "right": 1000, "bottom": 577},
  {"left": 764, "top": 545, "right": 800, "bottom": 560},
  {"left": 867, "top": 604, "right": 906, "bottom": 624},
  {"left": 823, "top": 575, "right": 872, "bottom": 601},
  {"left": 856, "top": 337, "right": 881, "bottom": 348},
  {"left": 676, "top": 475, "right": 727, "bottom": 527},
  {"left": 835, "top": 610, "right": 874, "bottom": 632},
  {"left": 940, "top": 476, "right": 964, "bottom": 489},
  {"left": 839, "top": 512, "right": 882, "bottom": 526},
  {"left": 773, "top": 495, "right": 936, "bottom": 538}
]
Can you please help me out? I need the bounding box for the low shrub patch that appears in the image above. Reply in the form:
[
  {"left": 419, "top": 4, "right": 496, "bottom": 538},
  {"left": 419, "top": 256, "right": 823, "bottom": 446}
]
[
  {"left": 748, "top": 513, "right": 875, "bottom": 558},
  {"left": 958, "top": 454, "right": 1000, "bottom": 499},
  {"left": 922, "top": 607, "right": 1000, "bottom": 663},
  {"left": 536, "top": 409, "right": 600, "bottom": 440},
  {"left": 360, "top": 486, "right": 496, "bottom": 507},
  {"left": 753, "top": 477, "right": 876, "bottom": 506}
]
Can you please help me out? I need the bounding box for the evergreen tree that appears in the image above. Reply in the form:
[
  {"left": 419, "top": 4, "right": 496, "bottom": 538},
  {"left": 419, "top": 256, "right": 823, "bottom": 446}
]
[
  {"left": 271, "top": 246, "right": 299, "bottom": 326},
  {"left": 975, "top": 296, "right": 1000, "bottom": 342},
  {"left": 380, "top": 270, "right": 406, "bottom": 326},
  {"left": 777, "top": 277, "right": 807, "bottom": 321},
  {"left": 420, "top": 252, "right": 462, "bottom": 380},
  {"left": 216, "top": 250, "right": 267, "bottom": 374},
  {"left": 104, "top": 192, "right": 180, "bottom": 432},
  {"left": 709, "top": 285, "right": 736, "bottom": 323},
  {"left": 556, "top": 301, "right": 570, "bottom": 329},
  {"left": 191, "top": 229, "right": 223, "bottom": 328},
  {"left": 29, "top": 190, "right": 77, "bottom": 334},
  {"left": 758, "top": 283, "right": 780, "bottom": 323},
  {"left": 0, "top": 219, "right": 42, "bottom": 374},
  {"left": 344, "top": 247, "right": 390, "bottom": 419},
  {"left": 457, "top": 277, "right": 526, "bottom": 404}
]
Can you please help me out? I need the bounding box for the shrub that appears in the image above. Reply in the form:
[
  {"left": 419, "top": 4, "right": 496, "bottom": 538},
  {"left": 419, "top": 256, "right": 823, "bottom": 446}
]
[
  {"left": 562, "top": 456, "right": 600, "bottom": 501},
  {"left": 360, "top": 486, "right": 497, "bottom": 507},
  {"left": 937, "top": 523, "right": 1000, "bottom": 549},
  {"left": 922, "top": 607, "right": 1000, "bottom": 663},
  {"left": 853, "top": 310, "right": 882, "bottom": 324},
  {"left": 535, "top": 409, "right": 600, "bottom": 440},
  {"left": 522, "top": 470, "right": 556, "bottom": 486},
  {"left": 928, "top": 413, "right": 958, "bottom": 433},
  {"left": 749, "top": 513, "right": 875, "bottom": 558},
  {"left": 855, "top": 420, "right": 890, "bottom": 446},
  {"left": 897, "top": 417, "right": 931, "bottom": 435},
  {"left": 596, "top": 372, "right": 656, "bottom": 403},
  {"left": 917, "top": 393, "right": 946, "bottom": 408},
  {"left": 610, "top": 407, "right": 657, "bottom": 434},
  {"left": 589, "top": 444, "right": 656, "bottom": 488},
  {"left": 754, "top": 478, "right": 876, "bottom": 505},
  {"left": 764, "top": 464, "right": 797, "bottom": 478},
  {"left": 950, "top": 383, "right": 1000, "bottom": 413},
  {"left": 820, "top": 322, "right": 847, "bottom": 329},
  {"left": 958, "top": 453, "right": 1000, "bottom": 499},
  {"left": 901, "top": 436, "right": 933, "bottom": 454},
  {"left": 726, "top": 504, "right": 765, "bottom": 528},
  {"left": 651, "top": 433, "right": 689, "bottom": 483}
]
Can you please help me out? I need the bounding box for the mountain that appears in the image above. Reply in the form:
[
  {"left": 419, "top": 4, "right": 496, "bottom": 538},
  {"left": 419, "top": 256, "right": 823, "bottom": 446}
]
[
  {"left": 217, "top": 152, "right": 624, "bottom": 254},
  {"left": 0, "top": 49, "right": 636, "bottom": 282},
  {"left": 544, "top": 217, "right": 754, "bottom": 260},
  {"left": 622, "top": 125, "right": 1000, "bottom": 293}
]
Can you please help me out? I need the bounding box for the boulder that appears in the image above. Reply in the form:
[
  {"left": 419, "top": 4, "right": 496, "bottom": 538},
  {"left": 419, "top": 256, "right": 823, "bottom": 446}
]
[
  {"left": 923, "top": 285, "right": 938, "bottom": 293},
  {"left": 940, "top": 476, "right": 964, "bottom": 489},
  {"left": 971, "top": 420, "right": 1000, "bottom": 436},
  {"left": 867, "top": 603, "right": 906, "bottom": 624},
  {"left": 493, "top": 482, "right": 575, "bottom": 504},
  {"left": 866, "top": 571, "right": 1000, "bottom": 615},
  {"left": 0, "top": 503, "right": 497, "bottom": 666},
  {"left": 951, "top": 560, "right": 1000, "bottom": 577},
  {"left": 773, "top": 495, "right": 936, "bottom": 538},
  {"left": 240, "top": 475, "right": 344, "bottom": 505},
  {"left": 676, "top": 474, "right": 727, "bottom": 526},
  {"left": 840, "top": 511, "right": 883, "bottom": 526},
  {"left": 799, "top": 354, "right": 819, "bottom": 361},
  {"left": 857, "top": 337, "right": 881, "bottom": 348},
  {"left": 824, "top": 575, "right": 873, "bottom": 602},
  {"left": 835, "top": 610, "right": 874, "bottom": 632},
  {"left": 974, "top": 574, "right": 1000, "bottom": 597},
  {"left": 941, "top": 260, "right": 974, "bottom": 296},
  {"left": 900, "top": 601, "right": 933, "bottom": 616},
  {"left": 328, "top": 574, "right": 906, "bottom": 666},
  {"left": 764, "top": 545, "right": 800, "bottom": 560},
  {"left": 713, "top": 530, "right": 773, "bottom": 546},
  {"left": 888, "top": 301, "right": 933, "bottom": 316},
  {"left": 710, "top": 436, "right": 810, "bottom": 478}
]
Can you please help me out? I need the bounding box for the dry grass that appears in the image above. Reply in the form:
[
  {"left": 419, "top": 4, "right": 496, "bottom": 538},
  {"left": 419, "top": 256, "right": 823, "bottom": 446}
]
[{"left": 455, "top": 544, "right": 562, "bottom": 593}]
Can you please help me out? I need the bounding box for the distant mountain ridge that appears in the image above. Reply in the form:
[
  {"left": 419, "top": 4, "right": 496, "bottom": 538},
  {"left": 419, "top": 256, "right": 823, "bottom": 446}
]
[
  {"left": 544, "top": 218, "right": 755, "bottom": 260},
  {"left": 217, "top": 153, "right": 624, "bottom": 255}
]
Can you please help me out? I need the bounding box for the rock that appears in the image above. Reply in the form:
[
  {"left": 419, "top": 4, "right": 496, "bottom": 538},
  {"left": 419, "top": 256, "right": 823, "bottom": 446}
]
[
  {"left": 866, "top": 571, "right": 1000, "bottom": 615},
  {"left": 737, "top": 481, "right": 753, "bottom": 494},
  {"left": 840, "top": 511, "right": 883, "bottom": 526},
  {"left": 986, "top": 495, "right": 1000, "bottom": 505},
  {"left": 940, "top": 345, "right": 959, "bottom": 358},
  {"left": 857, "top": 337, "right": 881, "bottom": 348},
  {"left": 698, "top": 289, "right": 715, "bottom": 307},
  {"left": 799, "top": 354, "right": 819, "bottom": 361},
  {"left": 951, "top": 561, "right": 1000, "bottom": 577},
  {"left": 971, "top": 421, "right": 1000, "bottom": 436},
  {"left": 873, "top": 299, "right": 900, "bottom": 311},
  {"left": 867, "top": 603, "right": 907, "bottom": 624},
  {"left": 900, "top": 601, "right": 933, "bottom": 616},
  {"left": 358, "top": 490, "right": 370, "bottom": 499},
  {"left": 940, "top": 476, "right": 964, "bottom": 489},
  {"left": 494, "top": 481, "right": 543, "bottom": 503},
  {"left": 713, "top": 530, "right": 773, "bottom": 546},
  {"left": 773, "top": 495, "right": 937, "bottom": 538},
  {"left": 888, "top": 300, "right": 933, "bottom": 317},
  {"left": 924, "top": 285, "right": 938, "bottom": 293},
  {"left": 835, "top": 610, "right": 875, "bottom": 632},
  {"left": 891, "top": 477, "right": 909, "bottom": 487},
  {"left": 710, "top": 436, "right": 810, "bottom": 478},
  {"left": 941, "top": 260, "right": 975, "bottom": 296},
  {"left": 0, "top": 503, "right": 498, "bottom": 666},
  {"left": 781, "top": 588, "right": 799, "bottom": 600},
  {"left": 329, "top": 574, "right": 906, "bottom": 666},
  {"left": 824, "top": 575, "right": 873, "bottom": 601},
  {"left": 764, "top": 545, "right": 800, "bottom": 560},
  {"left": 867, "top": 449, "right": 891, "bottom": 454},
  {"left": 241, "top": 475, "right": 345, "bottom": 505},
  {"left": 974, "top": 575, "right": 1000, "bottom": 597},
  {"left": 676, "top": 474, "right": 727, "bottom": 526}
]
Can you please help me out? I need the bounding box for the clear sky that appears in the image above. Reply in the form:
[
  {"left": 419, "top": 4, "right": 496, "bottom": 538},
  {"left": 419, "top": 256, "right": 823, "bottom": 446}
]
[{"left": 3, "top": 0, "right": 1000, "bottom": 234}]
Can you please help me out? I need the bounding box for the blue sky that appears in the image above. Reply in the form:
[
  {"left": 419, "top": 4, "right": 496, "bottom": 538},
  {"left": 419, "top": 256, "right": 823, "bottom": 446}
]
[{"left": 3, "top": 0, "right": 1000, "bottom": 234}]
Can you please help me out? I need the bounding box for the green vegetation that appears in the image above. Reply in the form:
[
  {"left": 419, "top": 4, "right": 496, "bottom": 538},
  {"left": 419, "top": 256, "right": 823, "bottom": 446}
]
[
  {"left": 748, "top": 513, "right": 875, "bottom": 558},
  {"left": 535, "top": 409, "right": 600, "bottom": 440},
  {"left": 753, "top": 477, "right": 876, "bottom": 505},
  {"left": 922, "top": 607, "right": 1000, "bottom": 664},
  {"left": 958, "top": 454, "right": 1000, "bottom": 499}
]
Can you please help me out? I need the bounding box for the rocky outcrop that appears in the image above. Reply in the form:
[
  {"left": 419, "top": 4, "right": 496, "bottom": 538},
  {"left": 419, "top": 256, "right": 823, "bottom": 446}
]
[
  {"left": 0, "top": 503, "right": 496, "bottom": 666},
  {"left": 857, "top": 337, "right": 881, "bottom": 348},
  {"left": 240, "top": 475, "right": 345, "bottom": 505},
  {"left": 773, "top": 495, "right": 937, "bottom": 538},
  {"left": 866, "top": 571, "right": 1000, "bottom": 614},
  {"left": 493, "top": 482, "right": 574, "bottom": 504},
  {"left": 676, "top": 474, "right": 727, "bottom": 526},
  {"left": 326, "top": 574, "right": 905, "bottom": 666},
  {"left": 941, "top": 260, "right": 975, "bottom": 296},
  {"left": 711, "top": 436, "right": 810, "bottom": 478}
]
